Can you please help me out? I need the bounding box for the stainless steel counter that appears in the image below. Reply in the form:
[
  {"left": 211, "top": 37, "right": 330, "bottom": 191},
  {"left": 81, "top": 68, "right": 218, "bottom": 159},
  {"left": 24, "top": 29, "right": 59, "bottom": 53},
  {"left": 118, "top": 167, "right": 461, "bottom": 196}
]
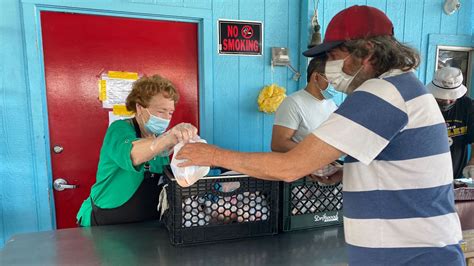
[{"left": 0, "top": 222, "right": 347, "bottom": 266}]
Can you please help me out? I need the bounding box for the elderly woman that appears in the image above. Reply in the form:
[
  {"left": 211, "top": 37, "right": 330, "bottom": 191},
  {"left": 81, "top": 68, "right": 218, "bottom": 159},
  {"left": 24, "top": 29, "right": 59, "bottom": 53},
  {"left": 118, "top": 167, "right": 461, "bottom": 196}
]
[{"left": 76, "top": 74, "right": 197, "bottom": 226}]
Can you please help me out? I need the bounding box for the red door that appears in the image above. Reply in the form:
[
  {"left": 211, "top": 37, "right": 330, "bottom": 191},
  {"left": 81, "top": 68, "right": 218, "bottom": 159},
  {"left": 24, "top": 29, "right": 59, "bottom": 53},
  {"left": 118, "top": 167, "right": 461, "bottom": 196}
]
[{"left": 41, "top": 12, "right": 199, "bottom": 228}]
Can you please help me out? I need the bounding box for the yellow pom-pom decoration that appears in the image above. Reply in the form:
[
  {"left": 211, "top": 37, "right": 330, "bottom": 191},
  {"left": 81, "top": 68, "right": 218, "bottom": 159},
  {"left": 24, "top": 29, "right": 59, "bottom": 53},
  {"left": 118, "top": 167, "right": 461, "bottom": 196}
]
[{"left": 257, "top": 84, "right": 287, "bottom": 113}]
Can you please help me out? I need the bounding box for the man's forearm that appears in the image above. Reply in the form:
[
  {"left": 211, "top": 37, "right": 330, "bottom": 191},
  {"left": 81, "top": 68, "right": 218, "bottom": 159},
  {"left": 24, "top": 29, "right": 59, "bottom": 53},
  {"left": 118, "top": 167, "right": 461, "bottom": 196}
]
[
  {"left": 214, "top": 148, "right": 300, "bottom": 182},
  {"left": 177, "top": 134, "right": 343, "bottom": 183},
  {"left": 271, "top": 139, "right": 298, "bottom": 153}
]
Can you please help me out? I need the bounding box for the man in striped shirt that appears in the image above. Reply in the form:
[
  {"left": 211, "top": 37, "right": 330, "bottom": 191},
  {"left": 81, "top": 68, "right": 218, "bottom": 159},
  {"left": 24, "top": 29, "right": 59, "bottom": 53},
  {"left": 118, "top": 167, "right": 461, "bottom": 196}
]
[{"left": 177, "top": 5, "right": 465, "bottom": 265}]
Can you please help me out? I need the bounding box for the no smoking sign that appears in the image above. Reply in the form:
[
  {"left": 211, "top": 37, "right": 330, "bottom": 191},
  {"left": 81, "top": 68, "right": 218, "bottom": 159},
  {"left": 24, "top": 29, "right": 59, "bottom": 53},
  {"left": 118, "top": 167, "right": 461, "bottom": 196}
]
[{"left": 218, "top": 19, "right": 263, "bottom": 56}]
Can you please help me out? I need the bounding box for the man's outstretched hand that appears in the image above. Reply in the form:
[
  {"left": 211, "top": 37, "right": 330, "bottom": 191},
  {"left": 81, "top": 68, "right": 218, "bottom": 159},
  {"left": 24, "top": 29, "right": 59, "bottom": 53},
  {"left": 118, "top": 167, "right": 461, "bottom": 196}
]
[{"left": 175, "top": 142, "right": 218, "bottom": 167}]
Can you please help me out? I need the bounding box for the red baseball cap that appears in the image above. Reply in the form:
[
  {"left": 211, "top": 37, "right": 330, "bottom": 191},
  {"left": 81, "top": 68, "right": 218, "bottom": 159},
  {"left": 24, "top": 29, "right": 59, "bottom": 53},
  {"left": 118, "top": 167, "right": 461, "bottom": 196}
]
[{"left": 303, "top": 5, "right": 394, "bottom": 57}]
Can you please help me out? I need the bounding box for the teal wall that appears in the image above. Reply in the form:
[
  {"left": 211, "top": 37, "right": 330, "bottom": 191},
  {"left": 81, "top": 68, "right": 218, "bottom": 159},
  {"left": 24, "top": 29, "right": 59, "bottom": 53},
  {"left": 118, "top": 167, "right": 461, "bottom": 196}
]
[
  {"left": 212, "top": 0, "right": 301, "bottom": 152},
  {"left": 0, "top": 0, "right": 473, "bottom": 248},
  {"left": 1, "top": 0, "right": 51, "bottom": 249}
]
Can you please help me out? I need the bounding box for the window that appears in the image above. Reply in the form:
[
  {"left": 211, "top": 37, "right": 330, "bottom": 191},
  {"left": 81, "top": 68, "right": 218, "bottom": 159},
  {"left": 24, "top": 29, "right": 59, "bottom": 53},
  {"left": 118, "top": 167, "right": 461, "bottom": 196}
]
[{"left": 436, "top": 45, "right": 473, "bottom": 89}]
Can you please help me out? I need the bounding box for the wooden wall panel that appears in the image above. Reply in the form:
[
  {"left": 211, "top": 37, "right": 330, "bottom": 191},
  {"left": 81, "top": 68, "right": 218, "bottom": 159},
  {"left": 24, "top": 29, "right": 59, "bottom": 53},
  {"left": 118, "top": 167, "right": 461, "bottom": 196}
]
[{"left": 212, "top": 0, "right": 240, "bottom": 151}]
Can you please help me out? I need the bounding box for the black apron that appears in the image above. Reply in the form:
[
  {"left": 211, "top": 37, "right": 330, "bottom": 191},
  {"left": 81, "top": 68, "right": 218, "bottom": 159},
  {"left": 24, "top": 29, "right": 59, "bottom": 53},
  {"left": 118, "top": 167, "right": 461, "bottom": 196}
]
[{"left": 90, "top": 118, "right": 164, "bottom": 226}]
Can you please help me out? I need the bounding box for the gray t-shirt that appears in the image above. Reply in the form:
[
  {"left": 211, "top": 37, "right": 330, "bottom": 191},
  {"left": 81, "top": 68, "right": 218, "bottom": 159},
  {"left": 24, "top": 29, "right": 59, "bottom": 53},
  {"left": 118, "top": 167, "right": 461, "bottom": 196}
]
[{"left": 274, "top": 89, "right": 337, "bottom": 143}]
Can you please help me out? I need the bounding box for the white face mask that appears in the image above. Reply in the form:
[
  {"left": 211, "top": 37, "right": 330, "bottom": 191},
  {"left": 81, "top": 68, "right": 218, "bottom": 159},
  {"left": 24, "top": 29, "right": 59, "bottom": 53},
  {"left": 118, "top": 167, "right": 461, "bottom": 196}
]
[{"left": 325, "top": 55, "right": 362, "bottom": 94}]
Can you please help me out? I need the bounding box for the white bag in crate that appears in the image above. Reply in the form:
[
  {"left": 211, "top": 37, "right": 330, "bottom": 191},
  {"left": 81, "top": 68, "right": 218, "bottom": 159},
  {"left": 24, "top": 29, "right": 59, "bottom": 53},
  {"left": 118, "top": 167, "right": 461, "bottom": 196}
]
[{"left": 171, "top": 137, "right": 210, "bottom": 187}]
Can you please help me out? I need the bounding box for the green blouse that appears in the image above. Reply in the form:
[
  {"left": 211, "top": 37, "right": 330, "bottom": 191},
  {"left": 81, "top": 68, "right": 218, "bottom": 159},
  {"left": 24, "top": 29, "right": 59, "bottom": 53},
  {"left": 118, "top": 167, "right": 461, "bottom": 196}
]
[{"left": 76, "top": 119, "right": 169, "bottom": 226}]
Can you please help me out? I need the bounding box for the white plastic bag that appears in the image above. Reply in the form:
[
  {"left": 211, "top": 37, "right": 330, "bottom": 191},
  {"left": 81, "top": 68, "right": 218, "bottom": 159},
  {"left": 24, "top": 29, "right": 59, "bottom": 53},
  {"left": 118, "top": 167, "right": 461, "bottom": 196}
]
[{"left": 171, "top": 137, "right": 210, "bottom": 187}]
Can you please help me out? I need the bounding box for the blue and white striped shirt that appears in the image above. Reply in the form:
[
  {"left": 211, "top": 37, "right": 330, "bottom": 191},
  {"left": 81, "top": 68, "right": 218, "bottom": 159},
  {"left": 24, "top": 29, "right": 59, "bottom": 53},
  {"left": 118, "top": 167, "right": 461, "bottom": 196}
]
[{"left": 313, "top": 70, "right": 464, "bottom": 265}]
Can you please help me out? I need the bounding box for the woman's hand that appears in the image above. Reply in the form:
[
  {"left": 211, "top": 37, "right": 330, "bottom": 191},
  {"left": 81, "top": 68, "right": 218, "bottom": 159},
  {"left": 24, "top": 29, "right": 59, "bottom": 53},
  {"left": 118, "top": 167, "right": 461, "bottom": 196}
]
[{"left": 166, "top": 123, "right": 198, "bottom": 145}]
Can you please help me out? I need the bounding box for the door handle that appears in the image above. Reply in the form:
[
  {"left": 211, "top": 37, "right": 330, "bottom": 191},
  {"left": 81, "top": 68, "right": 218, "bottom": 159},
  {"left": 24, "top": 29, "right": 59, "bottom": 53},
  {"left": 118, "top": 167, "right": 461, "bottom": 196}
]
[{"left": 53, "top": 178, "right": 78, "bottom": 191}]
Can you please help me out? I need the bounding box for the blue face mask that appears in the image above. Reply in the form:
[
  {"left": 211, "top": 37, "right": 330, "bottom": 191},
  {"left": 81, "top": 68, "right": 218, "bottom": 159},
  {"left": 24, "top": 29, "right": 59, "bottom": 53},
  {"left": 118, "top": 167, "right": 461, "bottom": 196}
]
[
  {"left": 321, "top": 85, "right": 336, "bottom": 100},
  {"left": 317, "top": 74, "right": 335, "bottom": 100},
  {"left": 144, "top": 109, "right": 170, "bottom": 135}
]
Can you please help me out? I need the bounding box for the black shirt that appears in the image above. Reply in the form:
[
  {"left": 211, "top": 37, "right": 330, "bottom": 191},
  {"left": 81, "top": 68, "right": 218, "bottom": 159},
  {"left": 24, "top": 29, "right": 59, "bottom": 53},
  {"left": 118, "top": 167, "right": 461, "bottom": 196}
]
[{"left": 441, "top": 96, "right": 474, "bottom": 179}]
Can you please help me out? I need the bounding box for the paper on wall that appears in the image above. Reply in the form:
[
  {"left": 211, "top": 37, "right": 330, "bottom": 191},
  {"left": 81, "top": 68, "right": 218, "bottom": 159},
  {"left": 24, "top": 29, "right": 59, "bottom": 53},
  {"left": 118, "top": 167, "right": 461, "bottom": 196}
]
[
  {"left": 98, "top": 71, "right": 139, "bottom": 108},
  {"left": 112, "top": 104, "right": 133, "bottom": 116},
  {"left": 108, "top": 111, "right": 132, "bottom": 126},
  {"left": 102, "top": 78, "right": 135, "bottom": 108}
]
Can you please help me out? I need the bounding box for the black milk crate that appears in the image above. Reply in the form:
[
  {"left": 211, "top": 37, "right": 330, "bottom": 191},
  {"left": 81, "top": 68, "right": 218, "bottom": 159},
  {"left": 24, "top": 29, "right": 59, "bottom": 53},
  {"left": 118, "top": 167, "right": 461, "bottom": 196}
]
[
  {"left": 281, "top": 177, "right": 343, "bottom": 231},
  {"left": 162, "top": 166, "right": 279, "bottom": 245}
]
